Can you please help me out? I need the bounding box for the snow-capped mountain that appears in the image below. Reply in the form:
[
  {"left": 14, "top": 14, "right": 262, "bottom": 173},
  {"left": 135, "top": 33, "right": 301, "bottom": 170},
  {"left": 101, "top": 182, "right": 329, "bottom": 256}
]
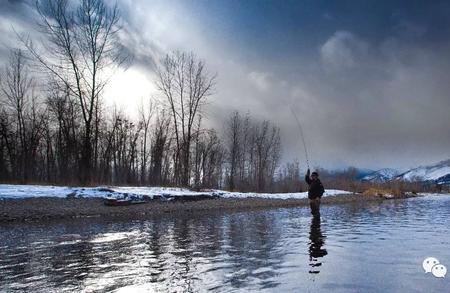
[
  {"left": 362, "top": 168, "right": 399, "bottom": 182},
  {"left": 396, "top": 159, "right": 450, "bottom": 184}
]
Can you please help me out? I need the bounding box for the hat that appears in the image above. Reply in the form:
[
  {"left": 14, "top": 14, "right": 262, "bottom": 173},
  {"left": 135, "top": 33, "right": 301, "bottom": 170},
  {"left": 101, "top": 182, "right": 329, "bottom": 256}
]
[{"left": 311, "top": 171, "right": 319, "bottom": 176}]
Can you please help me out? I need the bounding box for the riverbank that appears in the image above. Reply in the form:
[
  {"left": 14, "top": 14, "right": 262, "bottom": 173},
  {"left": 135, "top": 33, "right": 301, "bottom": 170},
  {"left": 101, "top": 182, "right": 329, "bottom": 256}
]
[{"left": 0, "top": 193, "right": 420, "bottom": 222}]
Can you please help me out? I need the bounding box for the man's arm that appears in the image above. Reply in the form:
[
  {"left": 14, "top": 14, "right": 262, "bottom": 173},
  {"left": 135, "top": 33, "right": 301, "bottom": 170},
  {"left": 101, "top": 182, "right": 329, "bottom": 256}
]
[{"left": 305, "top": 169, "right": 311, "bottom": 185}]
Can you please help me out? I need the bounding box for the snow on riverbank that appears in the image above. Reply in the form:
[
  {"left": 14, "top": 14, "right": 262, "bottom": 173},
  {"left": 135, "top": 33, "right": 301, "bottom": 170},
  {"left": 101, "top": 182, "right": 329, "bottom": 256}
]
[
  {"left": 218, "top": 189, "right": 353, "bottom": 199},
  {"left": 0, "top": 184, "right": 354, "bottom": 200}
]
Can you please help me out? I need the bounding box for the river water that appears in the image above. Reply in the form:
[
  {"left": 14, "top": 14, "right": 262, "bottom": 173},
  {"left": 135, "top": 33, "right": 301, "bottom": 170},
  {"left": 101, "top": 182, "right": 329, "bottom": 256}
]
[{"left": 1, "top": 195, "right": 449, "bottom": 292}]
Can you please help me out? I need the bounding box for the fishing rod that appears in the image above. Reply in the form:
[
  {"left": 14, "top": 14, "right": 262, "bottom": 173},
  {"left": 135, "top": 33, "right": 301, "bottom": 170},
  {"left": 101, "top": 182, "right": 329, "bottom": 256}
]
[{"left": 290, "top": 107, "right": 310, "bottom": 170}]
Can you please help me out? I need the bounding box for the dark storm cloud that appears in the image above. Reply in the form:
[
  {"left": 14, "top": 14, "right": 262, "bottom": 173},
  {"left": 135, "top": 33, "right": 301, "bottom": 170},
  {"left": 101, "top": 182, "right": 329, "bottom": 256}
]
[
  {"left": 0, "top": 0, "right": 36, "bottom": 59},
  {"left": 116, "top": 26, "right": 160, "bottom": 72},
  {"left": 311, "top": 31, "right": 450, "bottom": 169},
  {"left": 115, "top": 3, "right": 164, "bottom": 73},
  {"left": 1, "top": 0, "right": 29, "bottom": 17},
  {"left": 242, "top": 28, "right": 450, "bottom": 170}
]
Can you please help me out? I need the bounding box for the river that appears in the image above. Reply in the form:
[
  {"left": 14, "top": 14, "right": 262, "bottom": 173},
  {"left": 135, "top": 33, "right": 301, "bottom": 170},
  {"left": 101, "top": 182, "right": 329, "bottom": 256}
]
[{"left": 1, "top": 195, "right": 449, "bottom": 292}]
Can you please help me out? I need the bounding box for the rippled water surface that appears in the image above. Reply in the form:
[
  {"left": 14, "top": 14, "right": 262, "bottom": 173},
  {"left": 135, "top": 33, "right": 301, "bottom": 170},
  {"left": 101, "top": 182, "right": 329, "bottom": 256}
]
[{"left": 1, "top": 195, "right": 450, "bottom": 292}]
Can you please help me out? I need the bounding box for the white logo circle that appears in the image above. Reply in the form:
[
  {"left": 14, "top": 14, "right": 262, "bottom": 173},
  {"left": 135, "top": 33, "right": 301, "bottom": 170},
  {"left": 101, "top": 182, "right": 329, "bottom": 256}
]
[
  {"left": 431, "top": 264, "right": 447, "bottom": 278},
  {"left": 423, "top": 257, "right": 440, "bottom": 273}
]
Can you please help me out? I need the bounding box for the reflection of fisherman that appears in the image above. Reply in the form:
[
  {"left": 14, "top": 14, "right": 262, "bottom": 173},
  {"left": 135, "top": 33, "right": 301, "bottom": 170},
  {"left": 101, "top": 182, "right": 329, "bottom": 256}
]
[
  {"left": 308, "top": 216, "right": 327, "bottom": 274},
  {"left": 305, "top": 169, "right": 325, "bottom": 217}
]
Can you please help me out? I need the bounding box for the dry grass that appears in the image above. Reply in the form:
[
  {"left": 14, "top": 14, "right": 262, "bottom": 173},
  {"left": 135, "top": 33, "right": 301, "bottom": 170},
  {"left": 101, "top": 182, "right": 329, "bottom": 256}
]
[{"left": 362, "top": 187, "right": 402, "bottom": 199}]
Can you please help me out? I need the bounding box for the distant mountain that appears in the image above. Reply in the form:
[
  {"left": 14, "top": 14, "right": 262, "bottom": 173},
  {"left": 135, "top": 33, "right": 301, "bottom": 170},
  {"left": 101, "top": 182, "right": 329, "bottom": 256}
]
[
  {"left": 355, "top": 168, "right": 375, "bottom": 180},
  {"left": 436, "top": 174, "right": 450, "bottom": 185},
  {"left": 396, "top": 159, "right": 450, "bottom": 185},
  {"left": 362, "top": 168, "right": 400, "bottom": 182}
]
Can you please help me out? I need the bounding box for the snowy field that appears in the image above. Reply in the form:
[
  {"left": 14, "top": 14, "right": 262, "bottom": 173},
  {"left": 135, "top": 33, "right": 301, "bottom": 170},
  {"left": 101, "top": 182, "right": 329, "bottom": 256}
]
[{"left": 0, "top": 184, "right": 354, "bottom": 200}]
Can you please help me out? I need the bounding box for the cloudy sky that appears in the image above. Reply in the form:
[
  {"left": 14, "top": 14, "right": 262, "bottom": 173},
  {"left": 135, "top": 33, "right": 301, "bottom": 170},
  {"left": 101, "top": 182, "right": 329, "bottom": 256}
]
[{"left": 2, "top": 0, "right": 450, "bottom": 171}]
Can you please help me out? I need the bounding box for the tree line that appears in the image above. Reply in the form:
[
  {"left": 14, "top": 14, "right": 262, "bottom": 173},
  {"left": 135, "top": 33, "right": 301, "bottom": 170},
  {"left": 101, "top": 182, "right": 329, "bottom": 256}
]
[{"left": 0, "top": 0, "right": 306, "bottom": 192}]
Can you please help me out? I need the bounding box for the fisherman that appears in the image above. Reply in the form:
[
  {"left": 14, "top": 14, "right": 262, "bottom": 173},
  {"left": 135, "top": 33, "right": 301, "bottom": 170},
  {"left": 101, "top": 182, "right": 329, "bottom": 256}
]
[{"left": 305, "top": 169, "right": 325, "bottom": 217}]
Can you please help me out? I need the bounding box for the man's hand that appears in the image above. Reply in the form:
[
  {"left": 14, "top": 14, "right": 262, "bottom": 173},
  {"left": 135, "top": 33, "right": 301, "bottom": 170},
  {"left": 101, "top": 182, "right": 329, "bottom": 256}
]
[{"left": 305, "top": 168, "right": 311, "bottom": 184}]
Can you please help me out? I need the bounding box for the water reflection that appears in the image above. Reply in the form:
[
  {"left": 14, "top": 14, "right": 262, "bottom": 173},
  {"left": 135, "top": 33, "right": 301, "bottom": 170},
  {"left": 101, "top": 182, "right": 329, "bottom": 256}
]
[
  {"left": 0, "top": 212, "right": 289, "bottom": 292},
  {"left": 308, "top": 216, "right": 327, "bottom": 274}
]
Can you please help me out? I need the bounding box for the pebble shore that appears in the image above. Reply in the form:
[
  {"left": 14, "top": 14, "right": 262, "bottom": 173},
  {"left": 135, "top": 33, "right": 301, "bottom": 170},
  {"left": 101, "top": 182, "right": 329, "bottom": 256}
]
[{"left": 0, "top": 193, "right": 401, "bottom": 222}]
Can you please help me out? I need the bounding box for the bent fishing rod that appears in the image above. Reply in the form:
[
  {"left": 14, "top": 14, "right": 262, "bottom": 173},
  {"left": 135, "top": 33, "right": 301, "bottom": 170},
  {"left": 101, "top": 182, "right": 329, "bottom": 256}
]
[{"left": 290, "top": 107, "right": 310, "bottom": 170}]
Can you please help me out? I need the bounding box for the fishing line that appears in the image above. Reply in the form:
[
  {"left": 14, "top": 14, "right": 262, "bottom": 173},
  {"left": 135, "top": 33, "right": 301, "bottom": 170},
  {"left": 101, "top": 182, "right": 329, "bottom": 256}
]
[{"left": 290, "top": 107, "right": 310, "bottom": 170}]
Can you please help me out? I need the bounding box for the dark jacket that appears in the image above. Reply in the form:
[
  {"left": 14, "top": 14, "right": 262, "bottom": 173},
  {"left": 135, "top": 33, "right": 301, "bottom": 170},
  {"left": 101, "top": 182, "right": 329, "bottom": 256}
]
[{"left": 305, "top": 172, "right": 325, "bottom": 200}]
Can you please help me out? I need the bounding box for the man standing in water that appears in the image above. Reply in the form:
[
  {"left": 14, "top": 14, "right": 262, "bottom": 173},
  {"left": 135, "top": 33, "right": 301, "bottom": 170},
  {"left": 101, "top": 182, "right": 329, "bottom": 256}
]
[{"left": 305, "top": 169, "right": 325, "bottom": 217}]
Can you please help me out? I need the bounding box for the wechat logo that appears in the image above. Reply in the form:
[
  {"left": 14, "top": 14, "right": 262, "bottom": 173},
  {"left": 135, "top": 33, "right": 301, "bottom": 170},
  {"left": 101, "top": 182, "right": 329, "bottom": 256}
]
[{"left": 423, "top": 257, "right": 447, "bottom": 278}]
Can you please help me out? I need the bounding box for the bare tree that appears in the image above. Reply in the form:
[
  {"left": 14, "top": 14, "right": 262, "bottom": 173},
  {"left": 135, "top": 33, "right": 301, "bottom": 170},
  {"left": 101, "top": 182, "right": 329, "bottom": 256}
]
[
  {"left": 138, "top": 99, "right": 154, "bottom": 184},
  {"left": 156, "top": 51, "right": 215, "bottom": 186},
  {"left": 149, "top": 109, "right": 171, "bottom": 186},
  {"left": 46, "top": 80, "right": 81, "bottom": 183},
  {"left": 276, "top": 160, "right": 304, "bottom": 192},
  {"left": 0, "top": 108, "right": 13, "bottom": 181},
  {"left": 225, "top": 111, "right": 242, "bottom": 191},
  {"left": 223, "top": 111, "right": 282, "bottom": 191},
  {"left": 0, "top": 49, "right": 47, "bottom": 182},
  {"left": 1, "top": 50, "right": 31, "bottom": 180},
  {"left": 23, "top": 0, "right": 125, "bottom": 183},
  {"left": 192, "top": 118, "right": 224, "bottom": 190},
  {"left": 200, "top": 129, "right": 224, "bottom": 188}
]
